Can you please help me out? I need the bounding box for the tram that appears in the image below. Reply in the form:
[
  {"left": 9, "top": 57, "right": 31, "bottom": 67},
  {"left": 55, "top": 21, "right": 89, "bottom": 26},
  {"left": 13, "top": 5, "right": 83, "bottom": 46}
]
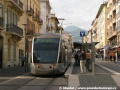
[{"left": 30, "top": 33, "right": 73, "bottom": 75}]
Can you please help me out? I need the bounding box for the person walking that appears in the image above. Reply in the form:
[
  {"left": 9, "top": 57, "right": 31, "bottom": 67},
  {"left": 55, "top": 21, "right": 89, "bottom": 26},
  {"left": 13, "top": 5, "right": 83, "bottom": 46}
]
[
  {"left": 79, "top": 50, "right": 86, "bottom": 74},
  {"left": 110, "top": 49, "right": 116, "bottom": 63},
  {"left": 20, "top": 54, "right": 25, "bottom": 66},
  {"left": 86, "top": 50, "right": 92, "bottom": 72},
  {"left": 74, "top": 51, "right": 79, "bottom": 66}
]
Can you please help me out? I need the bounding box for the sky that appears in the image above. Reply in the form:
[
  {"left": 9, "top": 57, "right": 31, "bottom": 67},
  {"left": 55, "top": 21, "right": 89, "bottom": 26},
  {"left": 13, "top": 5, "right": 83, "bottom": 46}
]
[{"left": 49, "top": 0, "right": 108, "bottom": 30}]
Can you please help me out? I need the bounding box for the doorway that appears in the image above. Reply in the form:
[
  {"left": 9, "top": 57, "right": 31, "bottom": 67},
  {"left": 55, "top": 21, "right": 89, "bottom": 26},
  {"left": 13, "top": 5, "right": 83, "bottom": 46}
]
[{"left": 0, "top": 36, "right": 3, "bottom": 68}]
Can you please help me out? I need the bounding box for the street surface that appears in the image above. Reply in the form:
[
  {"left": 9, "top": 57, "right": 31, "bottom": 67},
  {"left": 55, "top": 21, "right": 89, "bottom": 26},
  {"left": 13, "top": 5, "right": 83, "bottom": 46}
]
[{"left": 0, "top": 58, "right": 120, "bottom": 90}]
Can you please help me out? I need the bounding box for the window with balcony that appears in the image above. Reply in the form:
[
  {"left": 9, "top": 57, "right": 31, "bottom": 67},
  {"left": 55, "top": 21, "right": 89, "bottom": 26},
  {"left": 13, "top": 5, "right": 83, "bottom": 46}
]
[
  {"left": 113, "top": 0, "right": 116, "bottom": 5},
  {"left": 113, "top": 10, "right": 116, "bottom": 18},
  {"left": 113, "top": 23, "right": 116, "bottom": 31},
  {"left": 6, "top": 8, "right": 23, "bottom": 37},
  {"left": 27, "top": 19, "right": 35, "bottom": 35},
  {"left": 0, "top": 3, "right": 3, "bottom": 28},
  {"left": 7, "top": 9, "right": 18, "bottom": 25}
]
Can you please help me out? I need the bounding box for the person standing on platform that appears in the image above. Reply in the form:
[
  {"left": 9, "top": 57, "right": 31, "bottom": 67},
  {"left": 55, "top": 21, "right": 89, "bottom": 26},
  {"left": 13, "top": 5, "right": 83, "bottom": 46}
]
[
  {"left": 74, "top": 51, "right": 79, "bottom": 66},
  {"left": 79, "top": 50, "right": 86, "bottom": 74},
  {"left": 86, "top": 50, "right": 92, "bottom": 72},
  {"left": 20, "top": 54, "right": 25, "bottom": 66}
]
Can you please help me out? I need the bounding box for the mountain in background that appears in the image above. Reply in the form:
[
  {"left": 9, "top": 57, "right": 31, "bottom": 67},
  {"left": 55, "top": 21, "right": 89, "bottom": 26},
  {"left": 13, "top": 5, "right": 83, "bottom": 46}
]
[{"left": 63, "top": 25, "right": 87, "bottom": 42}]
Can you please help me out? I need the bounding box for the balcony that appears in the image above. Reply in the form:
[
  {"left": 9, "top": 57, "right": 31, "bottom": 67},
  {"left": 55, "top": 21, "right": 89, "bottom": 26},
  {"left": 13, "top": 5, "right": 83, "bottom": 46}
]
[
  {"left": 38, "top": 18, "right": 43, "bottom": 25},
  {"left": 108, "top": 30, "right": 117, "bottom": 40},
  {"left": 4, "top": 0, "right": 24, "bottom": 13},
  {"left": 0, "top": 17, "right": 4, "bottom": 30},
  {"left": 33, "top": 13, "right": 39, "bottom": 21},
  {"left": 113, "top": 17, "right": 116, "bottom": 23},
  {"left": 26, "top": 7, "right": 34, "bottom": 16},
  {"left": 26, "top": 30, "right": 34, "bottom": 37},
  {"left": 117, "top": 0, "right": 120, "bottom": 5},
  {"left": 6, "top": 24, "right": 23, "bottom": 37}
]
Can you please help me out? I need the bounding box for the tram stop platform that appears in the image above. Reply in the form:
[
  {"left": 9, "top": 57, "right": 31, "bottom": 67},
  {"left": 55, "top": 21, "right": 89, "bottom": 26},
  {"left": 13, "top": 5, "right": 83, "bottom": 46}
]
[{"left": 65, "top": 58, "right": 120, "bottom": 90}]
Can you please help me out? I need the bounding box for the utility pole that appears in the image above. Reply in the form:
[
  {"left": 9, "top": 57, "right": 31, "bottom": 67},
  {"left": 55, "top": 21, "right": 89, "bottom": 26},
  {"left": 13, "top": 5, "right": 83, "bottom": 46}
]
[
  {"left": 91, "top": 29, "right": 95, "bottom": 75},
  {"left": 58, "top": 18, "right": 65, "bottom": 34},
  {"left": 22, "top": 24, "right": 28, "bottom": 72}
]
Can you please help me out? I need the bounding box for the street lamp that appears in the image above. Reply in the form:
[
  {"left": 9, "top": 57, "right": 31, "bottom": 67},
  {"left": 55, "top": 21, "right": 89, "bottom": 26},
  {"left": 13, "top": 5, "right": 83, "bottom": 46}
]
[
  {"left": 58, "top": 18, "right": 65, "bottom": 27},
  {"left": 58, "top": 18, "right": 65, "bottom": 34},
  {"left": 22, "top": 24, "right": 28, "bottom": 72},
  {"left": 91, "top": 29, "right": 96, "bottom": 75}
]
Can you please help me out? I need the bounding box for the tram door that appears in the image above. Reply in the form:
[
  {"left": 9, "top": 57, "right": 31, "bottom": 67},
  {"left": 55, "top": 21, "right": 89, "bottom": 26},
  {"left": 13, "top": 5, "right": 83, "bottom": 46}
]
[{"left": 0, "top": 38, "right": 3, "bottom": 68}]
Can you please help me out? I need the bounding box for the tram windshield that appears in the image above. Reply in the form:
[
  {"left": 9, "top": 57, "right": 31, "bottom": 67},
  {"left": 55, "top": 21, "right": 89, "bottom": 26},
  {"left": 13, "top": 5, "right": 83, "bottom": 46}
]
[{"left": 33, "top": 38, "right": 60, "bottom": 63}]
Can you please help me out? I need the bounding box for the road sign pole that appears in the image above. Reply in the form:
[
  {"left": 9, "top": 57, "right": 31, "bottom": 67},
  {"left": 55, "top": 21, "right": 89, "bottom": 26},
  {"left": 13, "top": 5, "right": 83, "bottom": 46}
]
[{"left": 80, "top": 31, "right": 85, "bottom": 51}]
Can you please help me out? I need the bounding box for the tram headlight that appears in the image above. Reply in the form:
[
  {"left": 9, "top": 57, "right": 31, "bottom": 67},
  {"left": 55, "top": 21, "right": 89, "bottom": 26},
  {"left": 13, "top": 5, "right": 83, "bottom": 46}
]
[{"left": 49, "top": 65, "right": 54, "bottom": 68}]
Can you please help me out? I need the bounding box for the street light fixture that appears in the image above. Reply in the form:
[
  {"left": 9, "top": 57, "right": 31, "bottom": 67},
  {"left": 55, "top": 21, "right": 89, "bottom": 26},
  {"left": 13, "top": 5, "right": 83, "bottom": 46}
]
[
  {"left": 58, "top": 18, "right": 65, "bottom": 33},
  {"left": 22, "top": 24, "right": 28, "bottom": 72},
  {"left": 58, "top": 18, "right": 65, "bottom": 27},
  {"left": 91, "top": 29, "right": 96, "bottom": 75}
]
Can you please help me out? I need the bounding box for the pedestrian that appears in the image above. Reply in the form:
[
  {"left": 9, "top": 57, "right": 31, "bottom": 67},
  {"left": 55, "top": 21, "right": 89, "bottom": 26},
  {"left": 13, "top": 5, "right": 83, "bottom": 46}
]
[
  {"left": 86, "top": 50, "right": 92, "bottom": 72},
  {"left": 20, "top": 54, "right": 25, "bottom": 66},
  {"left": 109, "top": 49, "right": 116, "bottom": 63},
  {"left": 79, "top": 50, "right": 86, "bottom": 74},
  {"left": 112, "top": 49, "right": 116, "bottom": 63},
  {"left": 74, "top": 51, "right": 79, "bottom": 66}
]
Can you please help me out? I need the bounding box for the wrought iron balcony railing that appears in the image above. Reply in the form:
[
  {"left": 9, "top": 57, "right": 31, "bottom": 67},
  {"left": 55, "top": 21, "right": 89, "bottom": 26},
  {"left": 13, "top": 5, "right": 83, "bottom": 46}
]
[
  {"left": 26, "top": 30, "right": 34, "bottom": 36},
  {"left": 19, "top": 0, "right": 23, "bottom": 10},
  {"left": 33, "top": 13, "right": 39, "bottom": 21},
  {"left": 38, "top": 18, "right": 43, "bottom": 25},
  {"left": 6, "top": 24, "right": 23, "bottom": 37},
  {"left": 26, "top": 7, "right": 34, "bottom": 16},
  {"left": 4, "top": 0, "right": 24, "bottom": 13}
]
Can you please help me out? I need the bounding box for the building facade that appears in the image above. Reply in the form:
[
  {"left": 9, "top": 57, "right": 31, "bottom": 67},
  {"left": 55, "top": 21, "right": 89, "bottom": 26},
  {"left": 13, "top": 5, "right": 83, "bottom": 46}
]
[
  {"left": 106, "top": 0, "right": 117, "bottom": 48},
  {"left": 116, "top": 0, "right": 120, "bottom": 48},
  {"left": 19, "top": 0, "right": 41, "bottom": 62},
  {"left": 50, "top": 14, "right": 60, "bottom": 33},
  {"left": 116, "top": 0, "right": 120, "bottom": 57},
  {"left": 91, "top": 3, "right": 107, "bottom": 50},
  {"left": 0, "top": 0, "right": 24, "bottom": 68}
]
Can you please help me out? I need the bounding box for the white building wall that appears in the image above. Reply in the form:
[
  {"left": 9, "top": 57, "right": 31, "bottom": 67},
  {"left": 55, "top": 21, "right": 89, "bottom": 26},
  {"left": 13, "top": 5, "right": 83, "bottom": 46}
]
[
  {"left": 40, "top": 1, "right": 51, "bottom": 33},
  {"left": 40, "top": 3, "right": 47, "bottom": 33},
  {"left": 116, "top": 3, "right": 120, "bottom": 31}
]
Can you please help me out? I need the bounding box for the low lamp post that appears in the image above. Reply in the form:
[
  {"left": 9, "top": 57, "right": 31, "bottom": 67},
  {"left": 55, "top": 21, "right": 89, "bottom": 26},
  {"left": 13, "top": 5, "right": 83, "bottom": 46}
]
[
  {"left": 22, "top": 24, "right": 28, "bottom": 72},
  {"left": 91, "top": 30, "right": 96, "bottom": 75}
]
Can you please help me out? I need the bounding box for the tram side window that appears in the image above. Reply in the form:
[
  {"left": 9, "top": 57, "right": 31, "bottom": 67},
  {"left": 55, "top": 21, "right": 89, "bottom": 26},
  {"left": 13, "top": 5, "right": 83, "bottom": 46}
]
[
  {"left": 58, "top": 42, "right": 65, "bottom": 63},
  {"left": 58, "top": 42, "right": 62, "bottom": 63}
]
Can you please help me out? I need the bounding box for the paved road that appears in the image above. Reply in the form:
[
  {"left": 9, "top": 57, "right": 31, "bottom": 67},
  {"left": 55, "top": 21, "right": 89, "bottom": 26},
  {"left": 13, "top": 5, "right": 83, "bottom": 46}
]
[
  {"left": 0, "top": 59, "right": 120, "bottom": 90},
  {"left": 0, "top": 66, "right": 29, "bottom": 83}
]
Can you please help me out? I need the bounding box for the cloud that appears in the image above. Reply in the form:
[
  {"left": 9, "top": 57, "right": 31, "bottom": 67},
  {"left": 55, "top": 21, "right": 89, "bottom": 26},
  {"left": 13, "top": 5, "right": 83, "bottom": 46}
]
[{"left": 49, "top": 0, "right": 108, "bottom": 30}]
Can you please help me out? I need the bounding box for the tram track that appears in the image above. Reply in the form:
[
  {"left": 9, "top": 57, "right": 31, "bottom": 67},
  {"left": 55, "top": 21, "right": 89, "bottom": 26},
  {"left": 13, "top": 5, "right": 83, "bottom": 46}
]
[
  {"left": 14, "top": 77, "right": 57, "bottom": 90},
  {"left": 14, "top": 76, "right": 37, "bottom": 90},
  {"left": 43, "top": 78, "right": 56, "bottom": 90},
  {"left": 0, "top": 74, "right": 68, "bottom": 90}
]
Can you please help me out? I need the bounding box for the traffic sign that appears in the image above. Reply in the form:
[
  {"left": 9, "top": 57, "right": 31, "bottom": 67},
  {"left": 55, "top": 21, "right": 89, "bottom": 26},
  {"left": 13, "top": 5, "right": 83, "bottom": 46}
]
[{"left": 80, "top": 31, "right": 85, "bottom": 37}]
